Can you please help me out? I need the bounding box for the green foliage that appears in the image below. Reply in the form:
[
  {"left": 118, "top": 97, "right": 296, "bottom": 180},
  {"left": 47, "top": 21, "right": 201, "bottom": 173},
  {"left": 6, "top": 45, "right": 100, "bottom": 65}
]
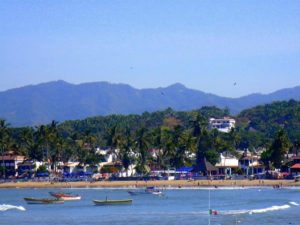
[
  {"left": 100, "top": 165, "right": 122, "bottom": 174},
  {"left": 100, "top": 166, "right": 109, "bottom": 173},
  {"left": 261, "top": 129, "right": 291, "bottom": 169},
  {"left": 37, "top": 165, "right": 48, "bottom": 173},
  {"left": 204, "top": 149, "right": 219, "bottom": 165},
  {"left": 238, "top": 100, "right": 300, "bottom": 144},
  {"left": 2, "top": 100, "right": 300, "bottom": 173}
]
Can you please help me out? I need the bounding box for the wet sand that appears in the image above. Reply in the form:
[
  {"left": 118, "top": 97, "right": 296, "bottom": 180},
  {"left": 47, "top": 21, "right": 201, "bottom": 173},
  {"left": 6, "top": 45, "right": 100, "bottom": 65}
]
[{"left": 0, "top": 179, "right": 299, "bottom": 189}]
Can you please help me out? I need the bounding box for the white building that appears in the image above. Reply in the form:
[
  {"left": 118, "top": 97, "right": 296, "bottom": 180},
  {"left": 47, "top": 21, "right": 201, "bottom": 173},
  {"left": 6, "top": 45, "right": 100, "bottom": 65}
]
[
  {"left": 215, "top": 153, "right": 239, "bottom": 176},
  {"left": 209, "top": 117, "right": 236, "bottom": 133}
]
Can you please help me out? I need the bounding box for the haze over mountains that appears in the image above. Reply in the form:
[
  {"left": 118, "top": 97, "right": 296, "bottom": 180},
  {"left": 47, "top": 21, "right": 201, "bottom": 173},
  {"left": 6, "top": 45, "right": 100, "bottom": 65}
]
[{"left": 0, "top": 80, "right": 300, "bottom": 127}]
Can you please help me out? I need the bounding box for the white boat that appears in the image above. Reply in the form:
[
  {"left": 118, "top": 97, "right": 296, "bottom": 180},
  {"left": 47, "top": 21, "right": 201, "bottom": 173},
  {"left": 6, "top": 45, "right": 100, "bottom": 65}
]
[
  {"left": 49, "top": 192, "right": 81, "bottom": 200},
  {"left": 128, "top": 186, "right": 163, "bottom": 195}
]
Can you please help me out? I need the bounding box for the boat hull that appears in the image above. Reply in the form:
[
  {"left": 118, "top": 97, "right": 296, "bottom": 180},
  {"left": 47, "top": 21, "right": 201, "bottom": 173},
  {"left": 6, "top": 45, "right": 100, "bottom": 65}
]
[
  {"left": 128, "top": 191, "right": 149, "bottom": 195},
  {"left": 49, "top": 192, "right": 81, "bottom": 200},
  {"left": 24, "top": 197, "right": 64, "bottom": 204},
  {"left": 93, "top": 199, "right": 132, "bottom": 205},
  {"left": 57, "top": 196, "right": 81, "bottom": 200},
  {"left": 128, "top": 187, "right": 163, "bottom": 196}
]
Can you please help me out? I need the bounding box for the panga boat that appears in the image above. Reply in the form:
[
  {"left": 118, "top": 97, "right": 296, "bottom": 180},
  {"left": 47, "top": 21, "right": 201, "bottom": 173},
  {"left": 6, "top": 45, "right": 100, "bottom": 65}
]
[
  {"left": 24, "top": 197, "right": 64, "bottom": 204},
  {"left": 49, "top": 192, "right": 81, "bottom": 200},
  {"left": 93, "top": 199, "right": 133, "bottom": 205},
  {"left": 128, "top": 186, "right": 163, "bottom": 195}
]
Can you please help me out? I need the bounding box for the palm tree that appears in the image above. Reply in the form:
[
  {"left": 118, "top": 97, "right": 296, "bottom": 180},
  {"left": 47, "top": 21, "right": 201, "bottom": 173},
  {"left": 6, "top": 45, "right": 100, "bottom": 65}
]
[
  {"left": 191, "top": 112, "right": 207, "bottom": 138},
  {"left": 0, "top": 119, "right": 10, "bottom": 178},
  {"left": 173, "top": 129, "right": 194, "bottom": 168},
  {"left": 60, "top": 136, "right": 77, "bottom": 164},
  {"left": 269, "top": 129, "right": 291, "bottom": 168},
  {"left": 134, "top": 127, "right": 150, "bottom": 175},
  {"left": 20, "top": 128, "right": 39, "bottom": 159},
  {"left": 118, "top": 129, "right": 133, "bottom": 176},
  {"left": 48, "top": 121, "right": 65, "bottom": 173},
  {"left": 36, "top": 121, "right": 61, "bottom": 173},
  {"left": 106, "top": 125, "right": 119, "bottom": 150},
  {"left": 36, "top": 124, "right": 50, "bottom": 162},
  {"left": 151, "top": 126, "right": 164, "bottom": 169}
]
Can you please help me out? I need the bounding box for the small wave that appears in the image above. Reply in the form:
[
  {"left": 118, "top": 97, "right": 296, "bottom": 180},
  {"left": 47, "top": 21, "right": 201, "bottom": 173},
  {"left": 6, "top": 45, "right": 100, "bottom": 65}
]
[
  {"left": 0, "top": 204, "right": 26, "bottom": 212},
  {"left": 220, "top": 209, "right": 250, "bottom": 215},
  {"left": 289, "top": 202, "right": 299, "bottom": 206},
  {"left": 249, "top": 204, "right": 290, "bottom": 214},
  {"left": 219, "top": 204, "right": 290, "bottom": 215}
]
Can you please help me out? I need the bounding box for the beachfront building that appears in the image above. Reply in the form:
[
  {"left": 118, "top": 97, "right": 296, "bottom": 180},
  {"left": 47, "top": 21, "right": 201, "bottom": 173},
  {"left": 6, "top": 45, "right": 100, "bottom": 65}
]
[
  {"left": 17, "top": 160, "right": 46, "bottom": 177},
  {"left": 289, "top": 156, "right": 300, "bottom": 175},
  {"left": 62, "top": 162, "right": 98, "bottom": 178},
  {"left": 96, "top": 148, "right": 116, "bottom": 162},
  {"left": 197, "top": 157, "right": 218, "bottom": 176},
  {"left": 63, "top": 162, "right": 80, "bottom": 174},
  {"left": 0, "top": 151, "right": 25, "bottom": 178},
  {"left": 215, "top": 153, "right": 239, "bottom": 177},
  {"left": 151, "top": 168, "right": 177, "bottom": 180},
  {"left": 239, "top": 149, "right": 265, "bottom": 176},
  {"left": 208, "top": 117, "right": 236, "bottom": 133},
  {"left": 63, "top": 162, "right": 97, "bottom": 174}
]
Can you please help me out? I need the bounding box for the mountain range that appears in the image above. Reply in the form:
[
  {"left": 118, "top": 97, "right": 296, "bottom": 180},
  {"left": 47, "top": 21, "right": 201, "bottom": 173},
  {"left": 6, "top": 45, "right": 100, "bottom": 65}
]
[{"left": 1, "top": 80, "right": 300, "bottom": 127}]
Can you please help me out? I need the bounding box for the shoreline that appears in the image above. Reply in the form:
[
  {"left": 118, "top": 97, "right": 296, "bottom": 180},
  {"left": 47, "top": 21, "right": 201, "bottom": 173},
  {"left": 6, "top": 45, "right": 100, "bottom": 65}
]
[{"left": 0, "top": 179, "right": 299, "bottom": 189}]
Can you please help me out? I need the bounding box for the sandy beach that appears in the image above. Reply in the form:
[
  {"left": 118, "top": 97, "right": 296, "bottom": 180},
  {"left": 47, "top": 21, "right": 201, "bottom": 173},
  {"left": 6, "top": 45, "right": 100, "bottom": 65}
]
[{"left": 0, "top": 179, "right": 299, "bottom": 189}]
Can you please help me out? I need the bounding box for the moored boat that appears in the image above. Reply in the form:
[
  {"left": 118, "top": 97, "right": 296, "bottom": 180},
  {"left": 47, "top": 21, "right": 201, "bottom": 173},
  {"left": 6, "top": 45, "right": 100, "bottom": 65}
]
[
  {"left": 24, "top": 197, "right": 64, "bottom": 204},
  {"left": 128, "top": 186, "right": 163, "bottom": 195},
  {"left": 93, "top": 199, "right": 133, "bottom": 205},
  {"left": 145, "top": 186, "right": 163, "bottom": 195},
  {"left": 49, "top": 192, "right": 81, "bottom": 200}
]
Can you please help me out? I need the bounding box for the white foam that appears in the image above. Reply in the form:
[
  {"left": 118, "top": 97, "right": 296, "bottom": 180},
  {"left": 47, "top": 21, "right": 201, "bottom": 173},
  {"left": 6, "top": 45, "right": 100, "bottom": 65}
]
[
  {"left": 289, "top": 202, "right": 299, "bottom": 206},
  {"left": 0, "top": 204, "right": 26, "bottom": 212},
  {"left": 220, "top": 209, "right": 250, "bottom": 215},
  {"left": 250, "top": 204, "right": 290, "bottom": 214},
  {"left": 219, "top": 204, "right": 291, "bottom": 215}
]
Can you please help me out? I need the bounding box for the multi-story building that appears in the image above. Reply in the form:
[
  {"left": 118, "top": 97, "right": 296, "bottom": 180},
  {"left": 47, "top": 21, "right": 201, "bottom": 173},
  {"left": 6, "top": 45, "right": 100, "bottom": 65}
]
[
  {"left": 0, "top": 151, "right": 25, "bottom": 178},
  {"left": 239, "top": 149, "right": 264, "bottom": 175},
  {"left": 209, "top": 117, "right": 236, "bottom": 133},
  {"left": 215, "top": 153, "right": 239, "bottom": 176}
]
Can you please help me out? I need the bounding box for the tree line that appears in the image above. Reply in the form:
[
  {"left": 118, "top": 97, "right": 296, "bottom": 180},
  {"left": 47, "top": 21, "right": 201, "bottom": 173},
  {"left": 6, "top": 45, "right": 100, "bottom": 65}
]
[{"left": 1, "top": 100, "right": 300, "bottom": 177}]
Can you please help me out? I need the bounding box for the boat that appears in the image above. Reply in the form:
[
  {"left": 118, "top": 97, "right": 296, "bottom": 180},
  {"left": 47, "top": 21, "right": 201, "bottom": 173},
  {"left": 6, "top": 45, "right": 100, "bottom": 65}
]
[
  {"left": 24, "top": 197, "right": 64, "bottom": 204},
  {"left": 128, "top": 186, "right": 163, "bottom": 195},
  {"left": 49, "top": 192, "right": 81, "bottom": 200},
  {"left": 145, "top": 186, "right": 163, "bottom": 195},
  {"left": 93, "top": 198, "right": 133, "bottom": 205}
]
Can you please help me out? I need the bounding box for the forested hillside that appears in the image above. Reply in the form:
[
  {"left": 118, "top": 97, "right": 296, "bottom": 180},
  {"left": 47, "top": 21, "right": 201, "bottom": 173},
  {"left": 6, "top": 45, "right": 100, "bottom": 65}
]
[
  {"left": 1, "top": 80, "right": 300, "bottom": 126},
  {"left": 1, "top": 101, "right": 299, "bottom": 174},
  {"left": 237, "top": 100, "right": 300, "bottom": 142}
]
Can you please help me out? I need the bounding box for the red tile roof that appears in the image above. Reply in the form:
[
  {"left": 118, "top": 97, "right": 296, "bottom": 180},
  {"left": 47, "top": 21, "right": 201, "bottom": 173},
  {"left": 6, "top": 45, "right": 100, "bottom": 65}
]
[
  {"left": 0, "top": 155, "right": 25, "bottom": 161},
  {"left": 291, "top": 163, "right": 300, "bottom": 169}
]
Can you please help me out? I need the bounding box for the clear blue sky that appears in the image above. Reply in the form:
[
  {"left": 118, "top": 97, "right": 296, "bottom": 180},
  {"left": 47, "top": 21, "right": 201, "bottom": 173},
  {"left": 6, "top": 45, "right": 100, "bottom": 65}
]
[{"left": 1, "top": 0, "right": 300, "bottom": 97}]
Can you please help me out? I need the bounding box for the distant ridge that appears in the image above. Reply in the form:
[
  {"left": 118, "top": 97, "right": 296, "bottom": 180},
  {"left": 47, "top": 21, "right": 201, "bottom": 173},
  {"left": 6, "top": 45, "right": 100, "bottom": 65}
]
[{"left": 0, "top": 80, "right": 300, "bottom": 126}]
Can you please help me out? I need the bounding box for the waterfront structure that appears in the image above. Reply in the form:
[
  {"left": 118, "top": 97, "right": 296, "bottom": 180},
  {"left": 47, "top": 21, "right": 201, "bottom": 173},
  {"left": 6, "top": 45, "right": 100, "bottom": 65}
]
[
  {"left": 208, "top": 117, "right": 235, "bottom": 133},
  {"left": 197, "top": 157, "right": 218, "bottom": 176},
  {"left": 215, "top": 153, "right": 239, "bottom": 176},
  {"left": 0, "top": 151, "right": 25, "bottom": 177},
  {"left": 290, "top": 156, "right": 300, "bottom": 175},
  {"left": 17, "top": 160, "right": 46, "bottom": 177},
  {"left": 239, "top": 149, "right": 264, "bottom": 175}
]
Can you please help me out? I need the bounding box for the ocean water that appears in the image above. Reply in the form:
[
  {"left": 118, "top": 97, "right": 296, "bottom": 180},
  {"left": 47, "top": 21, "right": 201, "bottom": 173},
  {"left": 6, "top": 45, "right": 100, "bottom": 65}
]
[{"left": 1, "top": 187, "right": 299, "bottom": 225}]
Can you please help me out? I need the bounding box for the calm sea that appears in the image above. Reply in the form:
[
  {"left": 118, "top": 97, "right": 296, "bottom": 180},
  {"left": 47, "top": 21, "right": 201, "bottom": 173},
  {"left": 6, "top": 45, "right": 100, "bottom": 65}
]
[{"left": 1, "top": 187, "right": 299, "bottom": 225}]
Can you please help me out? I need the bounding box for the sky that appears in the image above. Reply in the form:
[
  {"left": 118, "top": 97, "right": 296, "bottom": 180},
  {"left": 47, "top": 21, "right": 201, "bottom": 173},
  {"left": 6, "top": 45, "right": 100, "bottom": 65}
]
[{"left": 0, "top": 0, "right": 300, "bottom": 97}]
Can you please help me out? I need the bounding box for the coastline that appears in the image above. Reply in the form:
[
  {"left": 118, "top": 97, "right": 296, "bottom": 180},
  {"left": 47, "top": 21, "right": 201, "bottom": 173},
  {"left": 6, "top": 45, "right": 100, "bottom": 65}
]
[{"left": 0, "top": 179, "right": 299, "bottom": 189}]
